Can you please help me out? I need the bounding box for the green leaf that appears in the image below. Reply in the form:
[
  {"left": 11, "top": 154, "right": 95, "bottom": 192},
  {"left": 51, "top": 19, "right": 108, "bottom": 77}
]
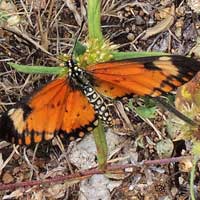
[
  {"left": 143, "top": 97, "right": 157, "bottom": 107},
  {"left": 8, "top": 62, "right": 67, "bottom": 75},
  {"left": 111, "top": 51, "right": 169, "bottom": 60},
  {"left": 74, "top": 41, "right": 87, "bottom": 57},
  {"left": 165, "top": 94, "right": 175, "bottom": 104},
  {"left": 135, "top": 106, "right": 157, "bottom": 119}
]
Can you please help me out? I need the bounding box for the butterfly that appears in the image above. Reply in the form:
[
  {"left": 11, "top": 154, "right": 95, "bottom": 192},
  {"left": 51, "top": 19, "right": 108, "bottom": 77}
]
[{"left": 0, "top": 55, "right": 200, "bottom": 145}]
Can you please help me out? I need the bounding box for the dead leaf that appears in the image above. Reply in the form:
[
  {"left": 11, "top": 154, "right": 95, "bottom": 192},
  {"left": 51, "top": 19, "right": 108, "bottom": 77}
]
[
  {"left": 31, "top": 190, "right": 43, "bottom": 200},
  {"left": 2, "top": 171, "right": 14, "bottom": 183},
  {"left": 142, "top": 5, "right": 175, "bottom": 40},
  {"left": 187, "top": 0, "right": 200, "bottom": 13},
  {"left": 2, "top": 189, "right": 23, "bottom": 199},
  {"left": 179, "top": 157, "right": 193, "bottom": 172},
  {"left": 0, "top": 0, "right": 21, "bottom": 27},
  {"left": 27, "top": 0, "right": 47, "bottom": 10},
  {"left": 45, "top": 184, "right": 66, "bottom": 199}
]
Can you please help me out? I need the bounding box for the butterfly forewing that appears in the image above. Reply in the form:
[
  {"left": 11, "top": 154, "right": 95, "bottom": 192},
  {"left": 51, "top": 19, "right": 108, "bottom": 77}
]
[
  {"left": 0, "top": 78, "right": 97, "bottom": 145},
  {"left": 87, "top": 55, "right": 200, "bottom": 98}
]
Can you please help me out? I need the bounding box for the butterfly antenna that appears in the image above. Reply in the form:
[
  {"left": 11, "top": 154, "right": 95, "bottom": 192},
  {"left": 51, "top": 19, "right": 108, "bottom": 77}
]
[{"left": 70, "top": 20, "right": 85, "bottom": 59}]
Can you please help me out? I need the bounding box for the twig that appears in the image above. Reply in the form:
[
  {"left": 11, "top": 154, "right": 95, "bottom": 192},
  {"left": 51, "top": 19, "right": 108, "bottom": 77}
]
[{"left": 0, "top": 155, "right": 191, "bottom": 191}]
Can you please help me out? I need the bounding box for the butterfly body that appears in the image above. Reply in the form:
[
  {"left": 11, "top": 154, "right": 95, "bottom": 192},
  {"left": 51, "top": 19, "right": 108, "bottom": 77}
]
[
  {"left": 68, "top": 60, "right": 113, "bottom": 125},
  {"left": 1, "top": 55, "right": 200, "bottom": 145}
]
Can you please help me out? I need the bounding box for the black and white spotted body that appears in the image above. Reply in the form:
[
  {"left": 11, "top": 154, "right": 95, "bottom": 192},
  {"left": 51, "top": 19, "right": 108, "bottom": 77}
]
[{"left": 67, "top": 60, "right": 113, "bottom": 125}]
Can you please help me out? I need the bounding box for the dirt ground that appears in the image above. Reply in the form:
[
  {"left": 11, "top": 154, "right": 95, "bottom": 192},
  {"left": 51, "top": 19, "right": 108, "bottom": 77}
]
[{"left": 0, "top": 0, "right": 200, "bottom": 199}]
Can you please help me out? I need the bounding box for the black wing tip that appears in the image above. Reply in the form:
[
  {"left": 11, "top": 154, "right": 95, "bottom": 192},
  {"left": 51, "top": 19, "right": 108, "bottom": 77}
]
[
  {"left": 0, "top": 104, "right": 32, "bottom": 145},
  {"left": 0, "top": 113, "right": 17, "bottom": 143},
  {"left": 170, "top": 55, "right": 200, "bottom": 72}
]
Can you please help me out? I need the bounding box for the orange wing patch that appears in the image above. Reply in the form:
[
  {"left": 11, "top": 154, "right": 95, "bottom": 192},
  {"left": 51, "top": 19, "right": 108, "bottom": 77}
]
[
  {"left": 27, "top": 78, "right": 69, "bottom": 137},
  {"left": 60, "top": 89, "right": 98, "bottom": 139},
  {"left": 1, "top": 78, "right": 97, "bottom": 145},
  {"left": 87, "top": 56, "right": 200, "bottom": 98}
]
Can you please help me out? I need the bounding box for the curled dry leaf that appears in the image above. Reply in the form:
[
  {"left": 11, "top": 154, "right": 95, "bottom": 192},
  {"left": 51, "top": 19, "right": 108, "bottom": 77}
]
[
  {"left": 187, "top": 0, "right": 200, "bottom": 13},
  {"left": 2, "top": 189, "right": 23, "bottom": 200},
  {"left": 45, "top": 184, "right": 67, "bottom": 199},
  {"left": 32, "top": 190, "right": 43, "bottom": 200},
  {"left": 178, "top": 157, "right": 193, "bottom": 172},
  {"left": 2, "top": 171, "right": 14, "bottom": 183},
  {"left": 142, "top": 5, "right": 175, "bottom": 40},
  {"left": 0, "top": 0, "right": 21, "bottom": 28}
]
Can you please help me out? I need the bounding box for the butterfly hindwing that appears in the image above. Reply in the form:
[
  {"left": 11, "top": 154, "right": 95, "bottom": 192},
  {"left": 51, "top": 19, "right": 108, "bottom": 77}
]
[
  {"left": 60, "top": 89, "right": 98, "bottom": 141},
  {"left": 87, "top": 55, "right": 200, "bottom": 98}
]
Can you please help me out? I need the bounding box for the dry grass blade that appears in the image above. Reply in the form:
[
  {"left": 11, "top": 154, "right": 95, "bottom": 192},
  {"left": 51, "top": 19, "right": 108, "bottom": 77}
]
[
  {"left": 142, "top": 5, "right": 175, "bottom": 39},
  {"left": 66, "top": 0, "right": 83, "bottom": 26}
]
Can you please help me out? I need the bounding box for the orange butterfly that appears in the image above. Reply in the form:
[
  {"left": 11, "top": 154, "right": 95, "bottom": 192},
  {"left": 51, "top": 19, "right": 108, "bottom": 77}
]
[{"left": 0, "top": 55, "right": 199, "bottom": 145}]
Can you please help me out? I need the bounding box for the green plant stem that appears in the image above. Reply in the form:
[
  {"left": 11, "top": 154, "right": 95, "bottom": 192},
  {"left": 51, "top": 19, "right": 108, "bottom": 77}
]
[
  {"left": 87, "top": 0, "right": 103, "bottom": 42},
  {"left": 88, "top": 0, "right": 108, "bottom": 169},
  {"left": 190, "top": 155, "right": 199, "bottom": 200},
  {"left": 92, "top": 121, "right": 108, "bottom": 170}
]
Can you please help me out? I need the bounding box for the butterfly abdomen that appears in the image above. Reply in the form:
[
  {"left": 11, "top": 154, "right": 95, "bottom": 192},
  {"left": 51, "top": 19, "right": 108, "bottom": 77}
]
[
  {"left": 69, "top": 63, "right": 113, "bottom": 125},
  {"left": 82, "top": 84, "right": 112, "bottom": 125}
]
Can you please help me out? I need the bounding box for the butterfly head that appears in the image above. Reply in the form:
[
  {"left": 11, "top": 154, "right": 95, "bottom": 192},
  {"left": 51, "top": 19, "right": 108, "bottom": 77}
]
[
  {"left": 66, "top": 59, "right": 77, "bottom": 76},
  {"left": 66, "top": 59, "right": 87, "bottom": 82}
]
